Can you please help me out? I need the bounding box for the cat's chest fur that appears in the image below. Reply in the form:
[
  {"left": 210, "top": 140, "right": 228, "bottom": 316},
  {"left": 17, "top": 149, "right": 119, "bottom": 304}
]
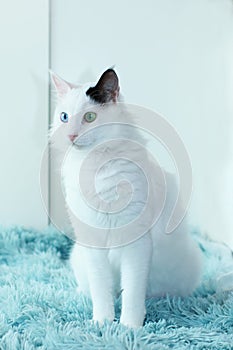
[{"left": 61, "top": 143, "right": 151, "bottom": 229}]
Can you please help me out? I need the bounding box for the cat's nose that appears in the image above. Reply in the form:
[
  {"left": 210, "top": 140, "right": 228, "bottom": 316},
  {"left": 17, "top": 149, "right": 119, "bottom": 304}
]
[{"left": 68, "top": 134, "right": 78, "bottom": 142}]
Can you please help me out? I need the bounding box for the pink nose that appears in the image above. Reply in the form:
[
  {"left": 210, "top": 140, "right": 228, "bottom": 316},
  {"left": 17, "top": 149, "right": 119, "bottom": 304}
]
[{"left": 69, "top": 134, "right": 78, "bottom": 142}]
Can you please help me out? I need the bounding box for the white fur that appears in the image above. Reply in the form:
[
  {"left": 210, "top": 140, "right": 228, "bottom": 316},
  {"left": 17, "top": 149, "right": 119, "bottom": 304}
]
[{"left": 50, "top": 72, "right": 203, "bottom": 328}]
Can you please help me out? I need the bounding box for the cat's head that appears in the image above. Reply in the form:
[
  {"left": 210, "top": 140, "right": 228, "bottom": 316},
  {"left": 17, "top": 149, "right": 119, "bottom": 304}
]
[{"left": 50, "top": 68, "right": 122, "bottom": 148}]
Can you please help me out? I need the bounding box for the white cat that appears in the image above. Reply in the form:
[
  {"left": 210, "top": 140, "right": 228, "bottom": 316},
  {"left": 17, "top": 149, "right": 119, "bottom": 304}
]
[{"left": 50, "top": 68, "right": 202, "bottom": 328}]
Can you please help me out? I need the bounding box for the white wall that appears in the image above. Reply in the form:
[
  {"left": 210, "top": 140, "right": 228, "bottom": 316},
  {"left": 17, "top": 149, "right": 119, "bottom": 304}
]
[
  {"left": 50, "top": 0, "right": 233, "bottom": 247},
  {"left": 0, "top": 0, "right": 49, "bottom": 228}
]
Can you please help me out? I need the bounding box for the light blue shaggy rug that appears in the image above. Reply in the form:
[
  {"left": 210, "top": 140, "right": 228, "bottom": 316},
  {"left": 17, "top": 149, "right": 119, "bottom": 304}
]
[{"left": 1, "top": 226, "right": 233, "bottom": 350}]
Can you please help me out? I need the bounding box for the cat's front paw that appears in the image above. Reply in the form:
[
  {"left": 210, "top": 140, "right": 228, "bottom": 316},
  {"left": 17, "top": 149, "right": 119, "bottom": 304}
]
[
  {"left": 120, "top": 318, "right": 144, "bottom": 329},
  {"left": 92, "top": 309, "right": 115, "bottom": 326},
  {"left": 120, "top": 309, "right": 145, "bottom": 329},
  {"left": 92, "top": 316, "right": 114, "bottom": 327}
]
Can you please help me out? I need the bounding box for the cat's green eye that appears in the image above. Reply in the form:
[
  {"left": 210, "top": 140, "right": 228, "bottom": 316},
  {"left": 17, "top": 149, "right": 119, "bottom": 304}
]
[{"left": 84, "top": 112, "right": 97, "bottom": 123}]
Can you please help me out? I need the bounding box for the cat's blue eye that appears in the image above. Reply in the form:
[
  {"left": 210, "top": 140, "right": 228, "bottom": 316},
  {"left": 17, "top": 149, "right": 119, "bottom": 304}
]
[
  {"left": 60, "top": 112, "right": 69, "bottom": 123},
  {"left": 84, "top": 112, "right": 97, "bottom": 123}
]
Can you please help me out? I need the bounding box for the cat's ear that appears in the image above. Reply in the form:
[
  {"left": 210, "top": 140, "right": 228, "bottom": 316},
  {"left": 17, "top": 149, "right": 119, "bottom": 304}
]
[
  {"left": 50, "top": 71, "right": 78, "bottom": 98},
  {"left": 86, "top": 69, "right": 120, "bottom": 104}
]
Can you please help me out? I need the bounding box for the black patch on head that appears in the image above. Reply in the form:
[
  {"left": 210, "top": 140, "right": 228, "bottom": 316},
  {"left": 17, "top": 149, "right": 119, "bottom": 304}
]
[{"left": 86, "top": 69, "right": 119, "bottom": 104}]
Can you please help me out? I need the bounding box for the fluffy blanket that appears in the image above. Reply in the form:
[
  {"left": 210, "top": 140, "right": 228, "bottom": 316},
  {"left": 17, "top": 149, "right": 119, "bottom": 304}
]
[{"left": 0, "top": 226, "right": 233, "bottom": 349}]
